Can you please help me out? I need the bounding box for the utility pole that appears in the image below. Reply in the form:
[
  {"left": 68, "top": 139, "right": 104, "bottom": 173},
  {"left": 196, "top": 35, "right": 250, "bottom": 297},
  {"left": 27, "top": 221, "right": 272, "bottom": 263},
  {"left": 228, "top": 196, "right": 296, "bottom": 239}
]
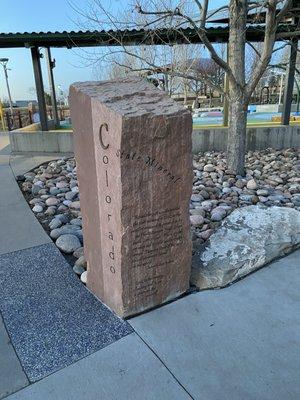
[{"left": 0, "top": 58, "right": 14, "bottom": 128}]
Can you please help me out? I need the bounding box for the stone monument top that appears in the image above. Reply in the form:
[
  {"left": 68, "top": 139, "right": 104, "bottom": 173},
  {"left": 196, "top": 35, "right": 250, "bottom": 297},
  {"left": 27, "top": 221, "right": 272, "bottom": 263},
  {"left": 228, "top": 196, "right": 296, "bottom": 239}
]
[{"left": 71, "top": 77, "right": 187, "bottom": 117}]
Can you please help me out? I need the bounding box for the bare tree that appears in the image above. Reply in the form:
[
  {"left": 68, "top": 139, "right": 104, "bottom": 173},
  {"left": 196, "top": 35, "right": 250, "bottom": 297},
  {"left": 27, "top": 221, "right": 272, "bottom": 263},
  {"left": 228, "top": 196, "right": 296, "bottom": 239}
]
[{"left": 77, "top": 0, "right": 294, "bottom": 175}]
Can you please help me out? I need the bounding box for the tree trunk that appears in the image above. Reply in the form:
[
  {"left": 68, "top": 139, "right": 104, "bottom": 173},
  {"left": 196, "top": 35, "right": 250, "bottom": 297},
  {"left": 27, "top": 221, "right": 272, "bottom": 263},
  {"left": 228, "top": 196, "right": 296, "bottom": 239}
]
[
  {"left": 227, "top": 97, "right": 247, "bottom": 175},
  {"left": 226, "top": 0, "right": 247, "bottom": 175}
]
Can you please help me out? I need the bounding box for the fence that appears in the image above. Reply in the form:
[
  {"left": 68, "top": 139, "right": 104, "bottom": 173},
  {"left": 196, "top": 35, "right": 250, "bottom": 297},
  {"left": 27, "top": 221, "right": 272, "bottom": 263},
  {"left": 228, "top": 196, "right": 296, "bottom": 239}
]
[{"left": 2, "top": 106, "right": 70, "bottom": 130}]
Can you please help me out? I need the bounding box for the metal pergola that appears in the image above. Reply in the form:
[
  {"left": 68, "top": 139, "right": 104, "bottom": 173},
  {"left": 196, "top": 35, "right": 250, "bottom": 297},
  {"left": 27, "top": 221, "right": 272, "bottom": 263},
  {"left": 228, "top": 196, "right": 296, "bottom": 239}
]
[{"left": 0, "top": 24, "right": 299, "bottom": 130}]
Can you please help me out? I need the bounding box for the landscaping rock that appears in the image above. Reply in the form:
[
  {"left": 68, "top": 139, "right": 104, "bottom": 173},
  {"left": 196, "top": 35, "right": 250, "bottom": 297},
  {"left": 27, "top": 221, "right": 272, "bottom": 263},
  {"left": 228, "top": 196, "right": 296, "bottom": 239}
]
[
  {"left": 56, "top": 181, "right": 69, "bottom": 189},
  {"left": 32, "top": 184, "right": 43, "bottom": 195},
  {"left": 80, "top": 270, "right": 87, "bottom": 284},
  {"left": 191, "top": 206, "right": 300, "bottom": 289},
  {"left": 56, "top": 234, "right": 81, "bottom": 254},
  {"left": 191, "top": 194, "right": 204, "bottom": 202},
  {"left": 190, "top": 215, "right": 204, "bottom": 227},
  {"left": 32, "top": 205, "right": 43, "bottom": 213},
  {"left": 203, "top": 164, "right": 215, "bottom": 172},
  {"left": 70, "top": 218, "right": 82, "bottom": 226},
  {"left": 246, "top": 179, "right": 258, "bottom": 190},
  {"left": 50, "top": 224, "right": 81, "bottom": 240},
  {"left": 73, "top": 264, "right": 86, "bottom": 275},
  {"left": 73, "top": 246, "right": 84, "bottom": 258},
  {"left": 44, "top": 206, "right": 57, "bottom": 216},
  {"left": 65, "top": 191, "right": 77, "bottom": 200},
  {"left": 70, "top": 201, "right": 80, "bottom": 209},
  {"left": 46, "top": 197, "right": 59, "bottom": 206},
  {"left": 49, "top": 218, "right": 62, "bottom": 230},
  {"left": 55, "top": 214, "right": 69, "bottom": 223},
  {"left": 75, "top": 255, "right": 87, "bottom": 269},
  {"left": 16, "top": 175, "right": 26, "bottom": 182},
  {"left": 49, "top": 187, "right": 60, "bottom": 195}
]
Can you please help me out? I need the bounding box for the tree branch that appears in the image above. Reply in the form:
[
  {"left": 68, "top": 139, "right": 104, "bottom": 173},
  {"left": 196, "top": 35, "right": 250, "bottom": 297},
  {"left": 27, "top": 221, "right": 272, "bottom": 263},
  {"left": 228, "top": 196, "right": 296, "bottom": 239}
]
[
  {"left": 108, "top": 44, "right": 226, "bottom": 96},
  {"left": 135, "top": 4, "right": 237, "bottom": 88},
  {"left": 246, "top": 41, "right": 262, "bottom": 58},
  {"left": 200, "top": 0, "right": 208, "bottom": 29},
  {"left": 276, "top": 0, "right": 293, "bottom": 22},
  {"left": 245, "top": 0, "right": 292, "bottom": 103}
]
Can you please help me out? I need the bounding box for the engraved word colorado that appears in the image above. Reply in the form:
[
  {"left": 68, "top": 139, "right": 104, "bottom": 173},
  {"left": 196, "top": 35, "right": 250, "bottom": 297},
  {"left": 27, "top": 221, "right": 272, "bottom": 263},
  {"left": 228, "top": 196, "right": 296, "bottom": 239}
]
[{"left": 99, "top": 123, "right": 116, "bottom": 275}]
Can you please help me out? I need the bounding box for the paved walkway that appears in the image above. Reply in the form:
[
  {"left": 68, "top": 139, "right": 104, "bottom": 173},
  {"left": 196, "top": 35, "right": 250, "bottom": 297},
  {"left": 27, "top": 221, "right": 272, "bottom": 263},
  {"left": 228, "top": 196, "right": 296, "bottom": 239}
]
[{"left": 0, "top": 133, "right": 299, "bottom": 399}]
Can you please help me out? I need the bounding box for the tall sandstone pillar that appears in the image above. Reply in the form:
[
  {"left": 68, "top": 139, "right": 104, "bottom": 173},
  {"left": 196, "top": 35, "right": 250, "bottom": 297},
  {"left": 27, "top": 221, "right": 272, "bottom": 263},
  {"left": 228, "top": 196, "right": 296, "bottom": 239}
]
[{"left": 69, "top": 77, "right": 193, "bottom": 317}]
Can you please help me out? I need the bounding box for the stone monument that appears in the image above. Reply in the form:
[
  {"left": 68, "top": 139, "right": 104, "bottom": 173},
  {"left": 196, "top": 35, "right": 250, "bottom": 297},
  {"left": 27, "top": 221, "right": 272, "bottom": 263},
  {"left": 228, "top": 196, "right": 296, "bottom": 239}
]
[{"left": 69, "top": 77, "right": 192, "bottom": 317}]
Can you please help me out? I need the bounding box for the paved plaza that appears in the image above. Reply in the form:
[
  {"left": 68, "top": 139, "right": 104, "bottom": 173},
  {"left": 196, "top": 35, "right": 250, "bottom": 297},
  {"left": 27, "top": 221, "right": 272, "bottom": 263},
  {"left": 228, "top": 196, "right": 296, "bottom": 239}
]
[{"left": 0, "top": 133, "right": 299, "bottom": 399}]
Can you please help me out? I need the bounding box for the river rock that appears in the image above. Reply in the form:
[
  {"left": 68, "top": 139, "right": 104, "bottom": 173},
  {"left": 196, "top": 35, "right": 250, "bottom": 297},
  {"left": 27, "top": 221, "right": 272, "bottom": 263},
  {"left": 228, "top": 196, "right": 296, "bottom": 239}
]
[
  {"left": 50, "top": 224, "right": 81, "bottom": 240},
  {"left": 56, "top": 181, "right": 69, "bottom": 189},
  {"left": 49, "top": 187, "right": 60, "bottom": 195},
  {"left": 70, "top": 201, "right": 80, "bottom": 209},
  {"left": 70, "top": 218, "right": 82, "bottom": 226},
  {"left": 16, "top": 174, "right": 26, "bottom": 182},
  {"left": 80, "top": 271, "right": 87, "bottom": 284},
  {"left": 55, "top": 214, "right": 69, "bottom": 223},
  {"left": 191, "top": 206, "right": 300, "bottom": 289},
  {"left": 191, "top": 194, "right": 204, "bottom": 202},
  {"left": 73, "top": 264, "right": 85, "bottom": 275},
  {"left": 44, "top": 206, "right": 57, "bottom": 216},
  {"left": 32, "top": 205, "right": 43, "bottom": 213},
  {"left": 49, "top": 218, "right": 62, "bottom": 230},
  {"left": 56, "top": 234, "right": 81, "bottom": 254},
  {"left": 256, "top": 189, "right": 269, "bottom": 196},
  {"left": 210, "top": 207, "right": 227, "bottom": 221},
  {"left": 46, "top": 197, "right": 59, "bottom": 206},
  {"left": 32, "top": 184, "right": 43, "bottom": 195},
  {"left": 203, "top": 164, "right": 215, "bottom": 172},
  {"left": 65, "top": 191, "right": 77, "bottom": 200},
  {"left": 190, "top": 215, "right": 204, "bottom": 227},
  {"left": 73, "top": 246, "right": 84, "bottom": 258},
  {"left": 75, "top": 255, "right": 87, "bottom": 269},
  {"left": 246, "top": 179, "right": 257, "bottom": 190}
]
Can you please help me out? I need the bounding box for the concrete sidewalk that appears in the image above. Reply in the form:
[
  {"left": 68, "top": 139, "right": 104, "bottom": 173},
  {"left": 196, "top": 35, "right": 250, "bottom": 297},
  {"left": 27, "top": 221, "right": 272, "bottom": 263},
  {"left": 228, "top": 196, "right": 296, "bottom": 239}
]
[
  {"left": 1, "top": 133, "right": 299, "bottom": 400},
  {"left": 3, "top": 250, "right": 300, "bottom": 400}
]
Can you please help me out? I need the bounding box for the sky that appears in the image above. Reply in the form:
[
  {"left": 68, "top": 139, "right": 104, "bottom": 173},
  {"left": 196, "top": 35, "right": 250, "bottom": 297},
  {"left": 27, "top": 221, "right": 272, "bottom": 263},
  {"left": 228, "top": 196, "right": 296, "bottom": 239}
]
[{"left": 0, "top": 0, "right": 227, "bottom": 101}]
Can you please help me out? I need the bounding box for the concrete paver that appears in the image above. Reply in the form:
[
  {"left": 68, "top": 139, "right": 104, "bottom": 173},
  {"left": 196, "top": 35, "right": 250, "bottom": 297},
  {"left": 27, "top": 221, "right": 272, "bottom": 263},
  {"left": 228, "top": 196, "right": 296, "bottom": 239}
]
[
  {"left": 6, "top": 333, "right": 191, "bottom": 400},
  {"left": 0, "top": 133, "right": 10, "bottom": 156},
  {"left": 130, "top": 250, "right": 300, "bottom": 400},
  {"left": 0, "top": 200, "right": 51, "bottom": 255},
  {"left": 0, "top": 164, "right": 26, "bottom": 206},
  {"left": 0, "top": 137, "right": 51, "bottom": 254},
  {"left": 0, "top": 314, "right": 28, "bottom": 399}
]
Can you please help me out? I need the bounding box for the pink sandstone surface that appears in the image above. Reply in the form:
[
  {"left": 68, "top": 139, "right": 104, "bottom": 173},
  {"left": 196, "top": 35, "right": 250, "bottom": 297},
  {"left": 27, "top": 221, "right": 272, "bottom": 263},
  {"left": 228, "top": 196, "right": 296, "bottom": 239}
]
[{"left": 70, "top": 77, "right": 193, "bottom": 317}]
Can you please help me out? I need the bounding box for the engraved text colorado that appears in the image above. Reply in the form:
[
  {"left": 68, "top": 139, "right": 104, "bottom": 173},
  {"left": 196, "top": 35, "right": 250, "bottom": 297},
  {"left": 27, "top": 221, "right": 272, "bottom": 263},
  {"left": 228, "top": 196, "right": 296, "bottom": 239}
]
[{"left": 99, "top": 123, "right": 115, "bottom": 274}]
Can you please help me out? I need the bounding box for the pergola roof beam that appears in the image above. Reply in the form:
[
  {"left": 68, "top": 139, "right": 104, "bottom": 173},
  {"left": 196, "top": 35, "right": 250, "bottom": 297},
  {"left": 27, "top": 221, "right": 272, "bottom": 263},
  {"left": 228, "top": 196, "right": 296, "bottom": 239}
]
[{"left": 0, "top": 25, "right": 299, "bottom": 49}]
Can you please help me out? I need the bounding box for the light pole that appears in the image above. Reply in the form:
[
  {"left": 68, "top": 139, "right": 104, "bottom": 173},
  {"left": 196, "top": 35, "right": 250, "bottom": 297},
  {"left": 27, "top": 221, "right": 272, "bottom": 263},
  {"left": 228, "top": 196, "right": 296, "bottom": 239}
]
[{"left": 0, "top": 58, "right": 14, "bottom": 125}]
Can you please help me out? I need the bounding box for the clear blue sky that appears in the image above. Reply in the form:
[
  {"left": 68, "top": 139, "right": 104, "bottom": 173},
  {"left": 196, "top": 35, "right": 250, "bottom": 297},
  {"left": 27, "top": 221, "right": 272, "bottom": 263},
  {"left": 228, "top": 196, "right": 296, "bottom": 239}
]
[{"left": 0, "top": 0, "right": 227, "bottom": 101}]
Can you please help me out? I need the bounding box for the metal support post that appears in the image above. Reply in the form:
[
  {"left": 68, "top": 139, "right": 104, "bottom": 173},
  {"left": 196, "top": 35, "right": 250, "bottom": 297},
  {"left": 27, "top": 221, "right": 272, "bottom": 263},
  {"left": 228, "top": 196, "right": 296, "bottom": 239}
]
[{"left": 31, "top": 46, "right": 48, "bottom": 131}]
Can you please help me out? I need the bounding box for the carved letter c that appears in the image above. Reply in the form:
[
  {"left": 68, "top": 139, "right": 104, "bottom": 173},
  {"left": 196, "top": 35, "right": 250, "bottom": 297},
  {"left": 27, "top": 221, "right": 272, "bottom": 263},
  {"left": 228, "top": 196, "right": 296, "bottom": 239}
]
[{"left": 99, "top": 123, "right": 109, "bottom": 150}]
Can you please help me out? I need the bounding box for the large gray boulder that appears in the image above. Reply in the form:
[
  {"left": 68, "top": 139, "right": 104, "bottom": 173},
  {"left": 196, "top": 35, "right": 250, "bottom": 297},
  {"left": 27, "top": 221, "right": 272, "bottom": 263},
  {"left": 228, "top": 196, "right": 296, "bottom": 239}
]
[{"left": 191, "top": 205, "right": 300, "bottom": 289}]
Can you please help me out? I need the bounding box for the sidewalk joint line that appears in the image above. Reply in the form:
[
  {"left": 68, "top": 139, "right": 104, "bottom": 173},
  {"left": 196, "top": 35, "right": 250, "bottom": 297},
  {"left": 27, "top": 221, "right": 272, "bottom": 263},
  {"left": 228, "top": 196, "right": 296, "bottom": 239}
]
[{"left": 134, "top": 331, "right": 195, "bottom": 400}]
